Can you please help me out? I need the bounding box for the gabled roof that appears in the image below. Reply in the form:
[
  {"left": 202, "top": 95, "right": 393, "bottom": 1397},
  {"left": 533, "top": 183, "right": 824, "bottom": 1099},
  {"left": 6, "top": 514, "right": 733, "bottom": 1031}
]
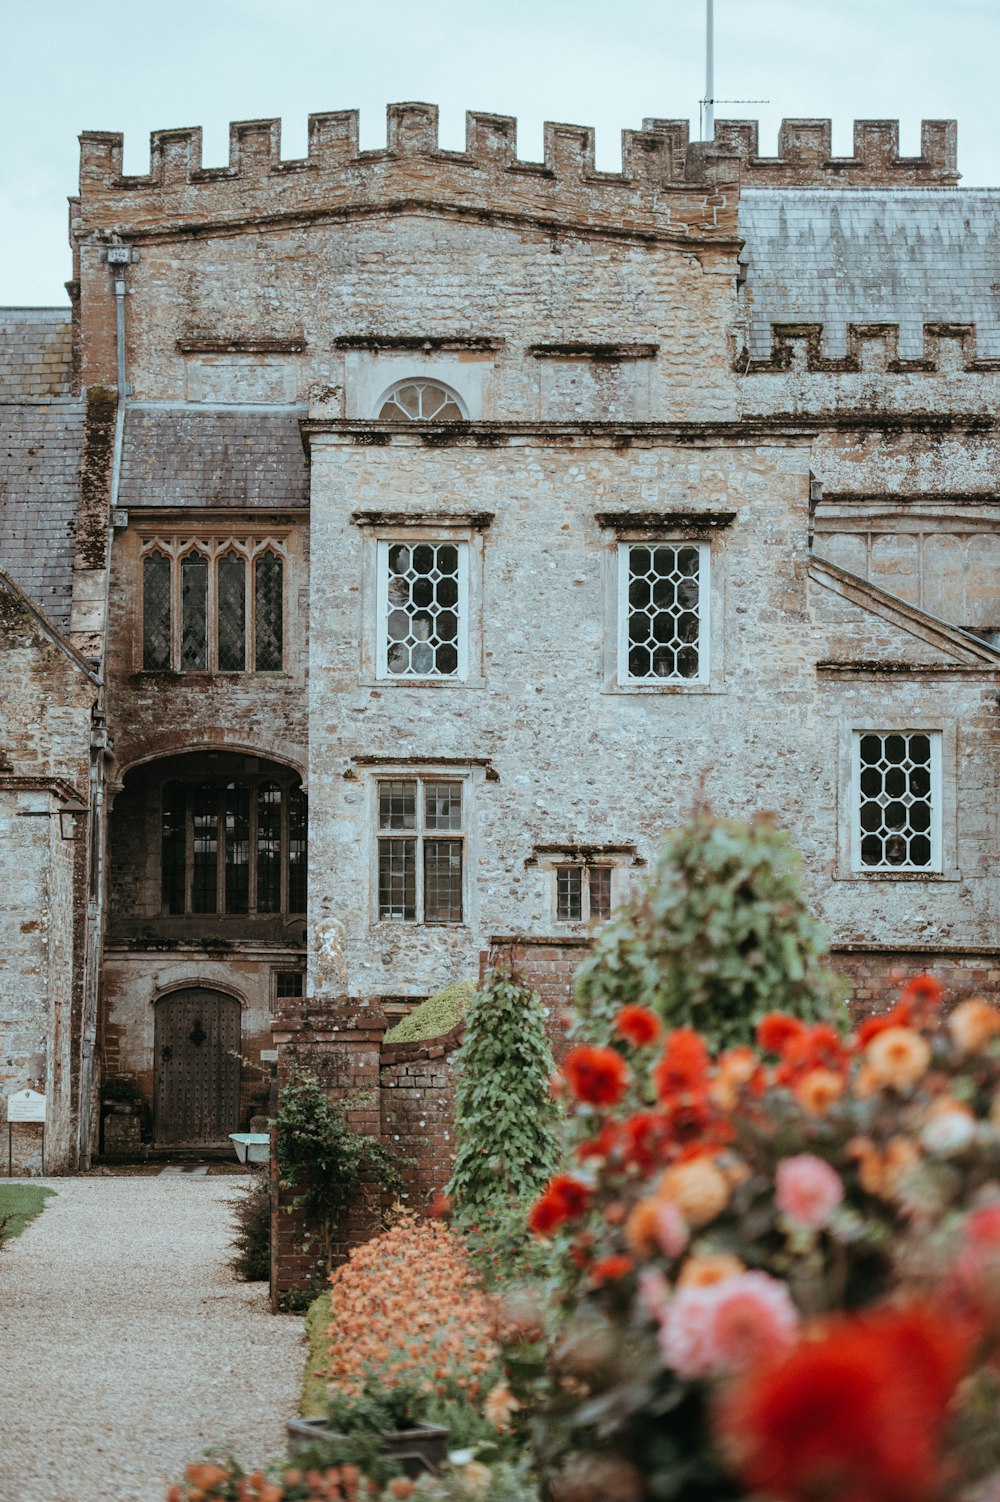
[
  {"left": 809, "top": 555, "right": 1000, "bottom": 668},
  {"left": 0, "top": 566, "right": 100, "bottom": 685}
]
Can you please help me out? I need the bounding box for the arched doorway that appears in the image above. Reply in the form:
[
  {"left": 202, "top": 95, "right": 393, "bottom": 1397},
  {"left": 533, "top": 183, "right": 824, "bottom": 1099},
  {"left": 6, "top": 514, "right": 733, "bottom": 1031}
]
[{"left": 154, "top": 988, "right": 241, "bottom": 1145}]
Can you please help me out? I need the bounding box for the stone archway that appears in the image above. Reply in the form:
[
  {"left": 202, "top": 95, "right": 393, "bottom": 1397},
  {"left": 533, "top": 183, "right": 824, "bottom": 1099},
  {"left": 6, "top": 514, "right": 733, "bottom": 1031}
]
[{"left": 153, "top": 987, "right": 241, "bottom": 1145}]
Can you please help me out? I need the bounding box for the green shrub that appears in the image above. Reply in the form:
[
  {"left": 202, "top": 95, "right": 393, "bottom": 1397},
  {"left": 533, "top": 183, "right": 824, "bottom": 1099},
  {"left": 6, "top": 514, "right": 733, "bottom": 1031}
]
[
  {"left": 383, "top": 979, "right": 477, "bottom": 1045},
  {"left": 446, "top": 970, "right": 560, "bottom": 1219},
  {"left": 277, "top": 1065, "right": 403, "bottom": 1224},
  {"left": 229, "top": 1172, "right": 271, "bottom": 1282},
  {"left": 574, "top": 810, "right": 844, "bottom": 1050}
]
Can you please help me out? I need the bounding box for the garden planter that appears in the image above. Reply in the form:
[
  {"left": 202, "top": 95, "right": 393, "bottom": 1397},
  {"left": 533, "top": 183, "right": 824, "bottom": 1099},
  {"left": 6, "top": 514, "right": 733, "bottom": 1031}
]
[{"left": 286, "top": 1416, "right": 450, "bottom": 1477}]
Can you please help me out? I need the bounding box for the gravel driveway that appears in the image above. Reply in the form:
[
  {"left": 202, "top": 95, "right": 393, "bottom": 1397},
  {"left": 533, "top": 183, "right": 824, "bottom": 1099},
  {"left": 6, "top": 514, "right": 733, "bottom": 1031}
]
[{"left": 0, "top": 1175, "right": 305, "bottom": 1502}]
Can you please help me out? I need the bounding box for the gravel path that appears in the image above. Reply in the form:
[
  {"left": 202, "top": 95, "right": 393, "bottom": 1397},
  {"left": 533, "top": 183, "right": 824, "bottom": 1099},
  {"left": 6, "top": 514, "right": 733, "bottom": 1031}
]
[{"left": 0, "top": 1176, "right": 305, "bottom": 1502}]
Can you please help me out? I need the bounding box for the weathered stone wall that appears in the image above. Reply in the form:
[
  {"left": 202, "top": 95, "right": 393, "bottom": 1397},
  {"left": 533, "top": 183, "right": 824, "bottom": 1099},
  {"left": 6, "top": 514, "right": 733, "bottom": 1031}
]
[{"left": 0, "top": 580, "right": 97, "bottom": 1172}]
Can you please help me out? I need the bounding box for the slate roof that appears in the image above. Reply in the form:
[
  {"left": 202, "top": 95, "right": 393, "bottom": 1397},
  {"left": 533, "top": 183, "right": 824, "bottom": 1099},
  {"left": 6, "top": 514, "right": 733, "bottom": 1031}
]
[
  {"left": 0, "top": 308, "right": 74, "bottom": 400},
  {"left": 118, "top": 406, "right": 309, "bottom": 509},
  {"left": 738, "top": 189, "right": 1000, "bottom": 360},
  {"left": 0, "top": 309, "right": 82, "bottom": 632}
]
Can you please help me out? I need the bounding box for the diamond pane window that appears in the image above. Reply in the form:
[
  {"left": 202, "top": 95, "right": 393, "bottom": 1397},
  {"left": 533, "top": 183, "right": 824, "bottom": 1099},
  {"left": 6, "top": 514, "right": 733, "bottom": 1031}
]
[
  {"left": 377, "top": 380, "right": 465, "bottom": 422},
  {"left": 257, "top": 781, "right": 282, "bottom": 913},
  {"left": 224, "top": 782, "right": 250, "bottom": 913},
  {"left": 377, "top": 778, "right": 464, "bottom": 923},
  {"left": 379, "top": 541, "right": 467, "bottom": 678},
  {"left": 143, "top": 552, "right": 171, "bottom": 670},
  {"left": 255, "top": 551, "right": 283, "bottom": 671},
  {"left": 140, "top": 537, "right": 285, "bottom": 672},
  {"left": 217, "top": 552, "right": 246, "bottom": 671},
  {"left": 161, "top": 781, "right": 186, "bottom": 914},
  {"left": 181, "top": 554, "right": 209, "bottom": 671},
  {"left": 855, "top": 731, "right": 940, "bottom": 871},
  {"left": 619, "top": 543, "right": 708, "bottom": 683},
  {"left": 191, "top": 783, "right": 219, "bottom": 913}
]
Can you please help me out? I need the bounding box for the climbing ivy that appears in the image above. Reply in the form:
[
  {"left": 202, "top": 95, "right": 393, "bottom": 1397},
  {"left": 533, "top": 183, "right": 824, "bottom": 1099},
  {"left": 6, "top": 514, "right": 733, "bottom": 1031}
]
[
  {"left": 575, "top": 811, "right": 845, "bottom": 1051},
  {"left": 446, "top": 969, "right": 560, "bottom": 1215},
  {"left": 277, "top": 1065, "right": 402, "bottom": 1223}
]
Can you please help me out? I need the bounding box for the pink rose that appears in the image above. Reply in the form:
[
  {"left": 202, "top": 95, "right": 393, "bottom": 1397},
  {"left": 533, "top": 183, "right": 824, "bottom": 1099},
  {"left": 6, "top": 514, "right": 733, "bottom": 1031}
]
[
  {"left": 655, "top": 1199, "right": 690, "bottom": 1258},
  {"left": 776, "top": 1153, "right": 844, "bottom": 1230},
  {"left": 708, "top": 1271, "right": 799, "bottom": 1371},
  {"left": 657, "top": 1284, "right": 718, "bottom": 1378}
]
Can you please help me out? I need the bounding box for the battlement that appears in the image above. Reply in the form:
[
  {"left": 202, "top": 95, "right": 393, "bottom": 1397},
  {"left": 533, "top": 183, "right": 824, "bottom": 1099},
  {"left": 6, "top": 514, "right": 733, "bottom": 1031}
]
[
  {"left": 712, "top": 117, "right": 958, "bottom": 187},
  {"left": 75, "top": 103, "right": 735, "bottom": 247}
]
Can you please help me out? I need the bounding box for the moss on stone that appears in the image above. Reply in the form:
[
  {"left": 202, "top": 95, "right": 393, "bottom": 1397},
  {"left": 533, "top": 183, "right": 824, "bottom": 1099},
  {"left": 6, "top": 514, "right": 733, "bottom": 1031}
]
[
  {"left": 382, "top": 979, "right": 477, "bottom": 1045},
  {"left": 300, "top": 1288, "right": 332, "bottom": 1416}
]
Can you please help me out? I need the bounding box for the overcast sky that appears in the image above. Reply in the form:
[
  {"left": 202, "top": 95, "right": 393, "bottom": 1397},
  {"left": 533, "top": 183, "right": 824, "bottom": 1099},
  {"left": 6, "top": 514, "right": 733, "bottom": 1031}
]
[{"left": 1, "top": 0, "right": 997, "bottom": 306}]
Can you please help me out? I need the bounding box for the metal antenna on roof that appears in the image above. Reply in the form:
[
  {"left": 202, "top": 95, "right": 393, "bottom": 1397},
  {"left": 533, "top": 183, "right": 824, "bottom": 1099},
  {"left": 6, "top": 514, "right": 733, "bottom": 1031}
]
[{"left": 699, "top": 0, "right": 768, "bottom": 141}]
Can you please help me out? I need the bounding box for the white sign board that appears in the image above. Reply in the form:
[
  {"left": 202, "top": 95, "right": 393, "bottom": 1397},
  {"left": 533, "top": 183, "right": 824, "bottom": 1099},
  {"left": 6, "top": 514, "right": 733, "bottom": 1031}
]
[{"left": 7, "top": 1089, "right": 46, "bottom": 1123}]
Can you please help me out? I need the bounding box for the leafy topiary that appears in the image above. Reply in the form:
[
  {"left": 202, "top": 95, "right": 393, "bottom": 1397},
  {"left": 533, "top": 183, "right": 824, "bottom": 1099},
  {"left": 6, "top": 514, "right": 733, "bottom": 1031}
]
[
  {"left": 277, "top": 1065, "right": 402, "bottom": 1223},
  {"left": 382, "top": 978, "right": 477, "bottom": 1045},
  {"left": 575, "top": 811, "right": 844, "bottom": 1051},
  {"left": 446, "top": 969, "right": 561, "bottom": 1215}
]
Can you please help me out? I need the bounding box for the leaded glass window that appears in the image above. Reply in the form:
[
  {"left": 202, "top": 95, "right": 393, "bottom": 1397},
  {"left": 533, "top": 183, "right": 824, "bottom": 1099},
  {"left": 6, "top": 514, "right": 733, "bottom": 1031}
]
[
  {"left": 160, "top": 777, "right": 307, "bottom": 915},
  {"left": 619, "top": 543, "right": 709, "bottom": 683},
  {"left": 139, "top": 536, "right": 286, "bottom": 672},
  {"left": 377, "top": 778, "right": 464, "bottom": 923},
  {"left": 555, "top": 865, "right": 613, "bottom": 923},
  {"left": 377, "top": 540, "right": 468, "bottom": 678},
  {"left": 377, "top": 380, "right": 465, "bottom": 422},
  {"left": 855, "top": 731, "right": 941, "bottom": 871}
]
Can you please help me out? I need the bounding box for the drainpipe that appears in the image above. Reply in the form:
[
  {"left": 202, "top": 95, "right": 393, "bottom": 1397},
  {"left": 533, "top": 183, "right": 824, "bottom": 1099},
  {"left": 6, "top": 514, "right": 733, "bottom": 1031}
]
[{"left": 77, "top": 243, "right": 134, "bottom": 1170}]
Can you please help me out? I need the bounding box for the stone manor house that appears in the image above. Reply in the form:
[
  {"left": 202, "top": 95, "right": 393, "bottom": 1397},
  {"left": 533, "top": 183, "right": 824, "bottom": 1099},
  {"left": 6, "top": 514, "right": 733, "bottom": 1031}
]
[{"left": 2, "top": 104, "right": 1000, "bottom": 1173}]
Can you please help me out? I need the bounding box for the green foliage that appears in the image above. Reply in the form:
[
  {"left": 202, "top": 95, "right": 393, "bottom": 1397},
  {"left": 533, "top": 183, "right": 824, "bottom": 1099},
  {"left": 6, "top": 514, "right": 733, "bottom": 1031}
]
[
  {"left": 383, "top": 979, "right": 477, "bottom": 1045},
  {"left": 446, "top": 970, "right": 560, "bottom": 1217},
  {"left": 277, "top": 1066, "right": 403, "bottom": 1223},
  {"left": 0, "top": 1184, "right": 54, "bottom": 1247},
  {"left": 229, "top": 1173, "right": 271, "bottom": 1282},
  {"left": 301, "top": 1289, "right": 333, "bottom": 1416},
  {"left": 575, "top": 811, "right": 845, "bottom": 1050}
]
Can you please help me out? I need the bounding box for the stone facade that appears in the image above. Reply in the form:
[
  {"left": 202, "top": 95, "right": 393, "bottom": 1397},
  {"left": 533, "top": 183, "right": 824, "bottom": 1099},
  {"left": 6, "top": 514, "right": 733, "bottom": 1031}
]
[{"left": 1, "top": 104, "right": 999, "bottom": 1172}]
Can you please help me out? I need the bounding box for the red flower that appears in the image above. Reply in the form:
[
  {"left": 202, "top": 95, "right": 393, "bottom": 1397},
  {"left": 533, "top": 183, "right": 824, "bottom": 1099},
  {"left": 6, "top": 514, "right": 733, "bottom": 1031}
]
[
  {"left": 563, "top": 1045, "right": 630, "bottom": 1107},
  {"left": 619, "top": 1110, "right": 674, "bottom": 1171},
  {"left": 528, "top": 1174, "right": 592, "bottom": 1235},
  {"left": 575, "top": 1121, "right": 620, "bottom": 1163},
  {"left": 718, "top": 1305, "right": 971, "bottom": 1502},
  {"left": 756, "top": 1013, "right": 807, "bottom": 1056},
  {"left": 856, "top": 1000, "right": 914, "bottom": 1046},
  {"left": 614, "top": 1005, "right": 662, "bottom": 1047},
  {"left": 654, "top": 1028, "right": 710, "bottom": 1099},
  {"left": 590, "top": 1254, "right": 635, "bottom": 1284},
  {"left": 898, "top": 972, "right": 943, "bottom": 1018},
  {"left": 774, "top": 1024, "right": 849, "bottom": 1086}
]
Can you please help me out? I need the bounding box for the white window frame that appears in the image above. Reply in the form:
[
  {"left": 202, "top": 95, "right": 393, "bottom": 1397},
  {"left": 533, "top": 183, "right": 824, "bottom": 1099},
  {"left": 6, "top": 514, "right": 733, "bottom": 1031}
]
[
  {"left": 375, "top": 538, "right": 470, "bottom": 681},
  {"left": 373, "top": 377, "right": 469, "bottom": 421},
  {"left": 553, "top": 862, "right": 616, "bottom": 924},
  {"left": 616, "top": 540, "right": 712, "bottom": 687},
  {"left": 850, "top": 729, "right": 943, "bottom": 874},
  {"left": 373, "top": 774, "right": 468, "bottom": 926}
]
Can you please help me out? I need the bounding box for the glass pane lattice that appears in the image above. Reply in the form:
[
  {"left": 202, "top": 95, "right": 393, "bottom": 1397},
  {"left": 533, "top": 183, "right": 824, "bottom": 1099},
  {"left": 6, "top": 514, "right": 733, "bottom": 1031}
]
[
  {"left": 556, "top": 867, "right": 584, "bottom": 921},
  {"left": 191, "top": 784, "right": 218, "bottom": 913},
  {"left": 858, "top": 732, "right": 935, "bottom": 869},
  {"left": 385, "top": 543, "right": 461, "bottom": 676},
  {"left": 217, "top": 553, "right": 246, "bottom": 671},
  {"left": 181, "top": 555, "right": 209, "bottom": 671},
  {"left": 257, "top": 782, "right": 282, "bottom": 913},
  {"left": 224, "top": 782, "right": 250, "bottom": 913},
  {"left": 626, "top": 544, "right": 703, "bottom": 681},
  {"left": 379, "top": 839, "right": 416, "bottom": 919},
  {"left": 377, "top": 381, "right": 464, "bottom": 422},
  {"left": 424, "top": 840, "right": 463, "bottom": 922},
  {"left": 590, "top": 867, "right": 612, "bottom": 920},
  {"left": 143, "top": 552, "right": 171, "bottom": 670},
  {"left": 255, "top": 551, "right": 283, "bottom": 671}
]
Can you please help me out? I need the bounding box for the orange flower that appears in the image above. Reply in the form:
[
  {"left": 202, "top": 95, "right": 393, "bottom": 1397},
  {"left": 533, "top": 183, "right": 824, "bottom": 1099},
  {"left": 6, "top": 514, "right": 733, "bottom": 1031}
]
[
  {"left": 625, "top": 1198, "right": 661, "bottom": 1258},
  {"left": 948, "top": 998, "right": 1000, "bottom": 1052},
  {"left": 563, "top": 1045, "right": 630, "bottom": 1106},
  {"left": 865, "top": 1026, "right": 931, "bottom": 1091},
  {"left": 184, "top": 1465, "right": 231, "bottom": 1491},
  {"left": 657, "top": 1156, "right": 730, "bottom": 1226},
  {"left": 654, "top": 1028, "right": 710, "bottom": 1098},
  {"left": 794, "top": 1067, "right": 845, "bottom": 1118},
  {"left": 483, "top": 1381, "right": 521, "bottom": 1430},
  {"left": 898, "top": 971, "right": 943, "bottom": 1016},
  {"left": 529, "top": 1174, "right": 591, "bottom": 1235},
  {"left": 756, "top": 1013, "right": 806, "bottom": 1055},
  {"left": 591, "top": 1253, "right": 635, "bottom": 1283},
  {"left": 677, "top": 1252, "right": 746, "bottom": 1289}
]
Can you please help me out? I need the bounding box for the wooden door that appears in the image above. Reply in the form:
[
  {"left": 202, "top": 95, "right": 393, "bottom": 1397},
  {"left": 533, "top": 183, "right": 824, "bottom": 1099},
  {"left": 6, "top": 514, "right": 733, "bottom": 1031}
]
[{"left": 154, "top": 989, "right": 241, "bottom": 1144}]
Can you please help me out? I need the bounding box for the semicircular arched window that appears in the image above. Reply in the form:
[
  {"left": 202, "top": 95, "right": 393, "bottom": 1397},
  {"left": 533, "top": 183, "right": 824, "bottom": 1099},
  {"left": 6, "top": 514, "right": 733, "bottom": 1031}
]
[{"left": 376, "top": 379, "right": 466, "bottom": 422}]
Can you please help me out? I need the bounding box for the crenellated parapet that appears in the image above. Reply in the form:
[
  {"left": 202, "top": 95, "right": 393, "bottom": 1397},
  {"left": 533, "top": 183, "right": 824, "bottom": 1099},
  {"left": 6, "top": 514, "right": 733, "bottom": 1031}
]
[
  {"left": 74, "top": 103, "right": 740, "bottom": 247},
  {"left": 714, "top": 118, "right": 958, "bottom": 187},
  {"left": 739, "top": 322, "right": 1000, "bottom": 375}
]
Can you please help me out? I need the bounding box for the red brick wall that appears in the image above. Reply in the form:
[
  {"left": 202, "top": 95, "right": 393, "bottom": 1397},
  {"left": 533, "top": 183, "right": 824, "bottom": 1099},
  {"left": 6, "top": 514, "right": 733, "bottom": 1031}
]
[
  {"left": 380, "top": 1022, "right": 464, "bottom": 1212},
  {"left": 834, "top": 948, "right": 1000, "bottom": 1021},
  {"left": 485, "top": 938, "right": 592, "bottom": 1057}
]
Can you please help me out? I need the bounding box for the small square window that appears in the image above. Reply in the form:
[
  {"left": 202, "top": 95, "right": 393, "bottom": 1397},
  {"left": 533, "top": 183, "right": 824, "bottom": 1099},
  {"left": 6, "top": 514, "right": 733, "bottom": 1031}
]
[
  {"left": 275, "top": 971, "right": 304, "bottom": 998},
  {"left": 554, "top": 864, "right": 614, "bottom": 924},
  {"left": 618, "top": 542, "right": 709, "bottom": 684},
  {"left": 853, "top": 730, "right": 942, "bottom": 872},
  {"left": 377, "top": 778, "right": 464, "bottom": 923}
]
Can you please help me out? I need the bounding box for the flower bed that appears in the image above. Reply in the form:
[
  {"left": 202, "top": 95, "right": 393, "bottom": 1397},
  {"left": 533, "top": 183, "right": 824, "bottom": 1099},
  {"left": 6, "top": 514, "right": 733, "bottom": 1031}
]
[{"left": 509, "top": 978, "right": 1000, "bottom": 1501}]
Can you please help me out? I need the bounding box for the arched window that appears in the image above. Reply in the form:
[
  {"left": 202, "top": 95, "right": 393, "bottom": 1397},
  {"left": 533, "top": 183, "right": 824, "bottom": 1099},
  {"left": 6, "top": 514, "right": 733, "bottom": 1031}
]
[
  {"left": 376, "top": 379, "right": 466, "bottom": 421},
  {"left": 140, "top": 536, "right": 286, "bottom": 672}
]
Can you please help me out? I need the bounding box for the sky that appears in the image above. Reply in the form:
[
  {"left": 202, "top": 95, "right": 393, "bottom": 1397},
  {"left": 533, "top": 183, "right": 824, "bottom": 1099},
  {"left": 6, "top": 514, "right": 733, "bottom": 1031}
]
[{"left": 1, "top": 0, "right": 998, "bottom": 306}]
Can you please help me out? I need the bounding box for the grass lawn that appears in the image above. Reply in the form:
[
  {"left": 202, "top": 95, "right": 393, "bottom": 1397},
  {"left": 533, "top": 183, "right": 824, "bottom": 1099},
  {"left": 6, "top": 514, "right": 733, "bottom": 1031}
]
[
  {"left": 301, "top": 1289, "right": 332, "bottom": 1416},
  {"left": 0, "top": 1183, "right": 55, "bottom": 1242}
]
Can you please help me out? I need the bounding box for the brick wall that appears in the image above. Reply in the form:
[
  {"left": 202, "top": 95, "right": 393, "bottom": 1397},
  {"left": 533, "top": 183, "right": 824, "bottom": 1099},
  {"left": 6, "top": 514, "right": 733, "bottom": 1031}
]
[{"left": 380, "top": 1023, "right": 463, "bottom": 1211}]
